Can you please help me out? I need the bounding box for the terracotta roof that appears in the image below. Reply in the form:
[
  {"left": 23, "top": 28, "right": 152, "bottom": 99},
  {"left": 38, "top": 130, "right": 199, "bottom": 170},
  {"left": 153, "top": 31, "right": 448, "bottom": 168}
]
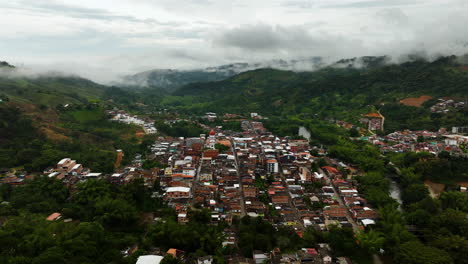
[
  {"left": 364, "top": 112, "right": 384, "bottom": 118},
  {"left": 46, "top": 212, "right": 61, "bottom": 221}
]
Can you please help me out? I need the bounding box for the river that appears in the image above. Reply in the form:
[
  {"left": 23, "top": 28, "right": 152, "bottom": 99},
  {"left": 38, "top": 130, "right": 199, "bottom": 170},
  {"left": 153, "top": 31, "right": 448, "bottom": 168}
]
[
  {"left": 388, "top": 177, "right": 403, "bottom": 210},
  {"left": 299, "top": 125, "right": 404, "bottom": 210},
  {"left": 298, "top": 126, "right": 311, "bottom": 141}
]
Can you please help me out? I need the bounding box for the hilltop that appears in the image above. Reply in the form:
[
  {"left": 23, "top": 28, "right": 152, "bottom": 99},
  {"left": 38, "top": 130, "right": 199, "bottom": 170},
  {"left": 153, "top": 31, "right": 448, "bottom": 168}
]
[
  {"left": 0, "top": 63, "right": 145, "bottom": 173},
  {"left": 119, "top": 57, "right": 327, "bottom": 90},
  {"left": 168, "top": 56, "right": 468, "bottom": 132}
]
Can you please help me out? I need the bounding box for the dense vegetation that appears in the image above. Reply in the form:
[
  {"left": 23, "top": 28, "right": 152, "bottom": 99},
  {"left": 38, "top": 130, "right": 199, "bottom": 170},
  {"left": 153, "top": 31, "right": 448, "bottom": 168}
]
[
  {"left": 155, "top": 120, "right": 205, "bottom": 138},
  {"left": 265, "top": 118, "right": 468, "bottom": 264},
  {"left": 0, "top": 177, "right": 167, "bottom": 264},
  {"left": 0, "top": 103, "right": 142, "bottom": 173},
  {"left": 1, "top": 56, "right": 467, "bottom": 263},
  {"left": 0, "top": 75, "right": 106, "bottom": 107},
  {"left": 162, "top": 56, "right": 468, "bottom": 132}
]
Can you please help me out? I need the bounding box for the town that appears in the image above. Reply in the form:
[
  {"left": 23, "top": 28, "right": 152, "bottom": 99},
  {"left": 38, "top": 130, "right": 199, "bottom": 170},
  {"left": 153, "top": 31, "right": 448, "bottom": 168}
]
[
  {"left": 1, "top": 114, "right": 385, "bottom": 264},
  {"left": 1, "top": 105, "right": 467, "bottom": 264}
]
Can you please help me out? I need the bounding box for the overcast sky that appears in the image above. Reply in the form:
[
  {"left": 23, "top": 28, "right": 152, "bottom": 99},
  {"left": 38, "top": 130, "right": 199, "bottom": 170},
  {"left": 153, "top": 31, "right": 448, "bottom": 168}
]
[{"left": 1, "top": 0, "right": 467, "bottom": 83}]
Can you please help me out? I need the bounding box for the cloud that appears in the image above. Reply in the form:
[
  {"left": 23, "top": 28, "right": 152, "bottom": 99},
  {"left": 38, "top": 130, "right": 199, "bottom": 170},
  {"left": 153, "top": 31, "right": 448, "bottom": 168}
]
[
  {"left": 1, "top": 0, "right": 467, "bottom": 84},
  {"left": 321, "top": 0, "right": 420, "bottom": 9},
  {"left": 214, "top": 24, "right": 366, "bottom": 60},
  {"left": 376, "top": 8, "right": 409, "bottom": 27}
]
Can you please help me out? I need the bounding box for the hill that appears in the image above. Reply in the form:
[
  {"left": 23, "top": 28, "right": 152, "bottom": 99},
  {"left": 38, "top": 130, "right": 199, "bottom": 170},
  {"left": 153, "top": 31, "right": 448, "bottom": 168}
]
[
  {"left": 119, "top": 57, "right": 327, "bottom": 90},
  {"left": 0, "top": 64, "right": 146, "bottom": 173},
  {"left": 0, "top": 73, "right": 107, "bottom": 106},
  {"left": 169, "top": 56, "right": 468, "bottom": 132}
]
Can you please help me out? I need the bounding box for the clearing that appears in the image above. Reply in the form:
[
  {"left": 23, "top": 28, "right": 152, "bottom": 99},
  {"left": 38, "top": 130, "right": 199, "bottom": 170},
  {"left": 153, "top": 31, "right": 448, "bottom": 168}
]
[{"left": 399, "top": 95, "right": 432, "bottom": 107}]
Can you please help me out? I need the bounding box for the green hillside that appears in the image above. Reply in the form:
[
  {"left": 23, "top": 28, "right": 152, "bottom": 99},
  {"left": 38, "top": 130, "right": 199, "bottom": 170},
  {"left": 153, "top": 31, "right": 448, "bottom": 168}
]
[
  {"left": 0, "top": 75, "right": 106, "bottom": 106},
  {"left": 170, "top": 56, "right": 468, "bottom": 132},
  {"left": 0, "top": 66, "right": 146, "bottom": 173}
]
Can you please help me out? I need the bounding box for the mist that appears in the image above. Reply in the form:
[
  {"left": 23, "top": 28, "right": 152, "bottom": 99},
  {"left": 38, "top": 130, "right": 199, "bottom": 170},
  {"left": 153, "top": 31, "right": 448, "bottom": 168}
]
[{"left": 1, "top": 0, "right": 467, "bottom": 84}]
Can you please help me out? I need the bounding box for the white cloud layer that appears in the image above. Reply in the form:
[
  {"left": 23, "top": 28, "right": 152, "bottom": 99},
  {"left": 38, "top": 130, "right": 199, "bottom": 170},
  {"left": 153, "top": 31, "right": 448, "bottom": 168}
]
[{"left": 1, "top": 0, "right": 467, "bottom": 83}]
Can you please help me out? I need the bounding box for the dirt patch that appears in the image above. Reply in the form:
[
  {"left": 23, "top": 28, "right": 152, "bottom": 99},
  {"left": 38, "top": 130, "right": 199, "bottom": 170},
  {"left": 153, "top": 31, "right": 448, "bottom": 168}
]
[
  {"left": 400, "top": 95, "right": 432, "bottom": 107},
  {"left": 40, "top": 127, "right": 69, "bottom": 141},
  {"left": 135, "top": 130, "right": 145, "bottom": 138},
  {"left": 114, "top": 150, "right": 123, "bottom": 169},
  {"left": 139, "top": 212, "right": 155, "bottom": 225},
  {"left": 424, "top": 180, "right": 445, "bottom": 198}
]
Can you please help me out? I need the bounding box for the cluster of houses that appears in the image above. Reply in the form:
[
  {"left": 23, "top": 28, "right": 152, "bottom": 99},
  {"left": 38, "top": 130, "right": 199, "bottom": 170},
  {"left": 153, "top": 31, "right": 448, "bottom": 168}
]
[
  {"left": 202, "top": 112, "right": 266, "bottom": 122},
  {"left": 360, "top": 128, "right": 468, "bottom": 155},
  {"left": 134, "top": 120, "right": 375, "bottom": 263},
  {"left": 0, "top": 115, "right": 386, "bottom": 264},
  {"left": 107, "top": 109, "right": 157, "bottom": 134},
  {"left": 430, "top": 98, "right": 467, "bottom": 113}
]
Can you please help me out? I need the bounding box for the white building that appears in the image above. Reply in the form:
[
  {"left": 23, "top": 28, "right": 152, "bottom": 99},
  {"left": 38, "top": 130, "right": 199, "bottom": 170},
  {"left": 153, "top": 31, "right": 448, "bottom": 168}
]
[
  {"left": 136, "top": 255, "right": 163, "bottom": 264},
  {"left": 266, "top": 159, "right": 279, "bottom": 173}
]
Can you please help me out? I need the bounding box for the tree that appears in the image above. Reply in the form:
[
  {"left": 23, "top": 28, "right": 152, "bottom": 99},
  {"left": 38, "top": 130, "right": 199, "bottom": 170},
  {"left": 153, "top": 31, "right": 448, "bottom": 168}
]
[
  {"left": 439, "top": 192, "right": 468, "bottom": 212},
  {"left": 324, "top": 226, "right": 358, "bottom": 256},
  {"left": 429, "top": 235, "right": 468, "bottom": 264},
  {"left": 94, "top": 198, "right": 139, "bottom": 229},
  {"left": 214, "top": 143, "right": 229, "bottom": 153},
  {"left": 402, "top": 184, "right": 429, "bottom": 205},
  {"left": 395, "top": 241, "right": 453, "bottom": 264},
  {"left": 32, "top": 247, "right": 65, "bottom": 264},
  {"left": 357, "top": 230, "right": 385, "bottom": 254},
  {"left": 161, "top": 255, "right": 182, "bottom": 264},
  {"left": 349, "top": 128, "right": 360, "bottom": 137}
]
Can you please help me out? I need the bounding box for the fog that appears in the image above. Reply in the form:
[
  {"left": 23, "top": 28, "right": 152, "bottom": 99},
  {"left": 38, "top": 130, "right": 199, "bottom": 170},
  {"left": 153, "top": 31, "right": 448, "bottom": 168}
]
[{"left": 1, "top": 0, "right": 467, "bottom": 83}]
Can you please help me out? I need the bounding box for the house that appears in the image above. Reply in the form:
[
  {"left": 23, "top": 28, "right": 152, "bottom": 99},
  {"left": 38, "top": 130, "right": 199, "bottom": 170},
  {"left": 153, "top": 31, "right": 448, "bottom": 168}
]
[
  {"left": 204, "top": 149, "right": 219, "bottom": 158},
  {"left": 166, "top": 187, "right": 191, "bottom": 199},
  {"left": 360, "top": 112, "right": 385, "bottom": 131},
  {"left": 444, "top": 135, "right": 468, "bottom": 146},
  {"left": 253, "top": 251, "right": 269, "bottom": 264},
  {"left": 166, "top": 248, "right": 185, "bottom": 260},
  {"left": 323, "top": 207, "right": 348, "bottom": 221},
  {"left": 46, "top": 212, "right": 62, "bottom": 221},
  {"left": 323, "top": 255, "right": 332, "bottom": 264},
  {"left": 198, "top": 256, "right": 213, "bottom": 264},
  {"left": 55, "top": 158, "right": 85, "bottom": 176},
  {"left": 84, "top": 173, "right": 102, "bottom": 179},
  {"left": 136, "top": 255, "right": 164, "bottom": 264},
  {"left": 271, "top": 192, "right": 290, "bottom": 204},
  {"left": 244, "top": 186, "right": 258, "bottom": 198},
  {"left": 178, "top": 212, "right": 189, "bottom": 224},
  {"left": 299, "top": 167, "right": 312, "bottom": 182},
  {"left": 267, "top": 159, "right": 279, "bottom": 173}
]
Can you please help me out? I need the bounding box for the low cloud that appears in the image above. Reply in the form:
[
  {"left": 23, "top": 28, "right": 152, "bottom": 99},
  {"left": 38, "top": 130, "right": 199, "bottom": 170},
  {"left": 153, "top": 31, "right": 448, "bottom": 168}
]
[
  {"left": 1, "top": 0, "right": 467, "bottom": 83},
  {"left": 214, "top": 24, "right": 365, "bottom": 59}
]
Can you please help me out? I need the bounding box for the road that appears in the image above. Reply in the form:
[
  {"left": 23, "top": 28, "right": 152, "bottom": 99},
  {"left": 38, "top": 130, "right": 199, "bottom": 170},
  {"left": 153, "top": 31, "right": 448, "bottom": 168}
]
[
  {"left": 277, "top": 162, "right": 305, "bottom": 230},
  {"left": 230, "top": 138, "right": 246, "bottom": 217},
  {"left": 329, "top": 181, "right": 360, "bottom": 232},
  {"left": 326, "top": 170, "right": 383, "bottom": 264}
]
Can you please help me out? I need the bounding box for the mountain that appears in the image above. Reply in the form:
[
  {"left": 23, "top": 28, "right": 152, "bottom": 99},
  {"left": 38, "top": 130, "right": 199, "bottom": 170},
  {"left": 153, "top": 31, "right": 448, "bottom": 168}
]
[
  {"left": 0, "top": 72, "right": 108, "bottom": 107},
  {"left": 0, "top": 61, "right": 15, "bottom": 69},
  {"left": 119, "top": 57, "right": 325, "bottom": 90},
  {"left": 0, "top": 63, "right": 142, "bottom": 173},
  {"left": 168, "top": 55, "right": 468, "bottom": 132}
]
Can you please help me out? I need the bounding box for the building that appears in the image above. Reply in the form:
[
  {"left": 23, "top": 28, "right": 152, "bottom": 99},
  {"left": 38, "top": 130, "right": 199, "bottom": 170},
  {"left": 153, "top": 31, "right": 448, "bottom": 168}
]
[
  {"left": 166, "top": 187, "right": 191, "bottom": 199},
  {"left": 244, "top": 186, "right": 258, "bottom": 198},
  {"left": 444, "top": 135, "right": 468, "bottom": 146},
  {"left": 136, "top": 255, "right": 164, "bottom": 264},
  {"left": 299, "top": 167, "right": 312, "bottom": 182},
  {"left": 271, "top": 192, "right": 290, "bottom": 204},
  {"left": 360, "top": 112, "right": 385, "bottom": 131},
  {"left": 266, "top": 159, "right": 279, "bottom": 174},
  {"left": 208, "top": 129, "right": 216, "bottom": 149}
]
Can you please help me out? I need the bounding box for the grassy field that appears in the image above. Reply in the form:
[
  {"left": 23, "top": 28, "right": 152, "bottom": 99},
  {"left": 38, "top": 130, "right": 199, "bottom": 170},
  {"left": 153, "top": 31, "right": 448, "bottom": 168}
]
[{"left": 71, "top": 109, "right": 104, "bottom": 122}]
